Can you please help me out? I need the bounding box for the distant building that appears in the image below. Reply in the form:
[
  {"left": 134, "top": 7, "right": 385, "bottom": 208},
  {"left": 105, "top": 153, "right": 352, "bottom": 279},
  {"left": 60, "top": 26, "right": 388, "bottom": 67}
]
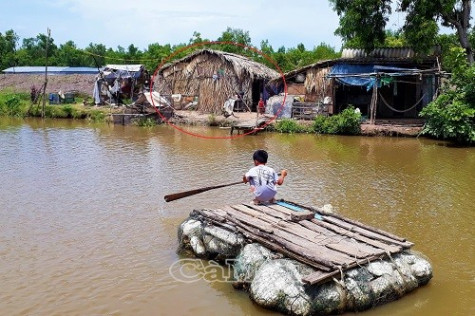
[{"left": 2, "top": 66, "right": 99, "bottom": 75}]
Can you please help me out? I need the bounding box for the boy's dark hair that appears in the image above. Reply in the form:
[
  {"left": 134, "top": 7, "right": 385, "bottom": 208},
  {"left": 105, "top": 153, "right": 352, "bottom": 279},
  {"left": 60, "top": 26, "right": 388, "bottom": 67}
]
[{"left": 253, "top": 149, "right": 268, "bottom": 163}]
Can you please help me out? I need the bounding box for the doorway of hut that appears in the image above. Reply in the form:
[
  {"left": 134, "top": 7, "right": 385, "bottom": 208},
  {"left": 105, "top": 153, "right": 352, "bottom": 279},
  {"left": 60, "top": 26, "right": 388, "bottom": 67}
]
[
  {"left": 376, "top": 76, "right": 434, "bottom": 119},
  {"left": 334, "top": 84, "right": 372, "bottom": 118},
  {"left": 251, "top": 79, "right": 265, "bottom": 112},
  {"left": 377, "top": 78, "right": 418, "bottom": 119},
  {"left": 333, "top": 76, "right": 431, "bottom": 120}
]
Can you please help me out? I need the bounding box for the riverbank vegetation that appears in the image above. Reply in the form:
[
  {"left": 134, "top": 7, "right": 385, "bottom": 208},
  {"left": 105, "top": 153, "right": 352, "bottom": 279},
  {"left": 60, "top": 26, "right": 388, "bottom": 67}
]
[
  {"left": 419, "top": 50, "right": 475, "bottom": 145},
  {"left": 0, "top": 90, "right": 111, "bottom": 122},
  {"left": 274, "top": 106, "right": 362, "bottom": 135}
]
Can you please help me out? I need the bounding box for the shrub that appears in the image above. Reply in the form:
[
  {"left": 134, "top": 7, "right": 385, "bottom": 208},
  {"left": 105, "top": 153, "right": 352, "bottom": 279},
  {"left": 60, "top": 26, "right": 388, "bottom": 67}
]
[
  {"left": 87, "top": 109, "right": 106, "bottom": 122},
  {"left": 207, "top": 114, "right": 218, "bottom": 126},
  {"left": 275, "top": 118, "right": 309, "bottom": 133},
  {"left": 312, "top": 115, "right": 327, "bottom": 134},
  {"left": 45, "top": 105, "right": 70, "bottom": 118},
  {"left": 312, "top": 106, "right": 361, "bottom": 135},
  {"left": 420, "top": 56, "right": 475, "bottom": 145},
  {"left": 335, "top": 106, "right": 362, "bottom": 134},
  {"left": 420, "top": 93, "right": 475, "bottom": 144},
  {"left": 28, "top": 105, "right": 41, "bottom": 117},
  {"left": 135, "top": 117, "right": 157, "bottom": 127},
  {"left": 0, "top": 94, "right": 26, "bottom": 117},
  {"left": 62, "top": 105, "right": 75, "bottom": 118}
]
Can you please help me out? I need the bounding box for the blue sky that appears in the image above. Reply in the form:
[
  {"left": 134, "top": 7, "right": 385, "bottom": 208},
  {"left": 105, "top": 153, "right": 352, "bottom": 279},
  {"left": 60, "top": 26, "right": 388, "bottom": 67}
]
[
  {"left": 1, "top": 0, "right": 349, "bottom": 51},
  {"left": 1, "top": 0, "right": 466, "bottom": 52}
]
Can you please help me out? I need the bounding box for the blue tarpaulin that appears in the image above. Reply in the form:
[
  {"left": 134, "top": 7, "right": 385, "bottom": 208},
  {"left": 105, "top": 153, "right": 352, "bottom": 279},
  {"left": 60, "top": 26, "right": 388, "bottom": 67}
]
[
  {"left": 329, "top": 64, "right": 375, "bottom": 87},
  {"left": 328, "top": 63, "right": 419, "bottom": 91}
]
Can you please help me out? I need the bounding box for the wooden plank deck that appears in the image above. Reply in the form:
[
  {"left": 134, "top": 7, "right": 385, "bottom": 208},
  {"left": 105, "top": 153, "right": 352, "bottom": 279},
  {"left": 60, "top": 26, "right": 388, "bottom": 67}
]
[{"left": 191, "top": 200, "right": 413, "bottom": 285}]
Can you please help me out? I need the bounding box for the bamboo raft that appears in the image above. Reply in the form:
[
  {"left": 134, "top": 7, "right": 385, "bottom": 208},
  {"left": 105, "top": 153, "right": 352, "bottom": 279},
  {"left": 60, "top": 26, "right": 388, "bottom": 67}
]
[{"left": 190, "top": 200, "right": 414, "bottom": 285}]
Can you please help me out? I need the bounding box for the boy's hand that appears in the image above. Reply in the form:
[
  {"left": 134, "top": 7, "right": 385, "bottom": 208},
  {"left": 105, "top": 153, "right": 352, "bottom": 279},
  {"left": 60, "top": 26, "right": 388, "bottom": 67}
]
[
  {"left": 281, "top": 170, "right": 288, "bottom": 177},
  {"left": 243, "top": 175, "right": 248, "bottom": 183}
]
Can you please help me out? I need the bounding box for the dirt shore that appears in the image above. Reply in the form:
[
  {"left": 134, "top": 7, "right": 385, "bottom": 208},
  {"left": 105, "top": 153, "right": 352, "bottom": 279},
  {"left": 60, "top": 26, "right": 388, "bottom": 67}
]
[
  {"left": 171, "top": 110, "right": 423, "bottom": 137},
  {"left": 0, "top": 74, "right": 96, "bottom": 96},
  {"left": 360, "top": 121, "right": 423, "bottom": 137}
]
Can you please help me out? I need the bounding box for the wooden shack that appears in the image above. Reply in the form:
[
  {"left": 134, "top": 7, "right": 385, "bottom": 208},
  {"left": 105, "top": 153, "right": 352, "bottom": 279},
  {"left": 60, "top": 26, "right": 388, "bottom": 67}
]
[
  {"left": 155, "top": 49, "right": 279, "bottom": 114},
  {"left": 267, "top": 48, "right": 444, "bottom": 122}
]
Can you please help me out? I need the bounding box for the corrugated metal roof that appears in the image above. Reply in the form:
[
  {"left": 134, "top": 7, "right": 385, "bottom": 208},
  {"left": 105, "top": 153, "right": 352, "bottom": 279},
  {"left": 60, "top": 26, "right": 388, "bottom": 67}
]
[
  {"left": 2, "top": 66, "right": 99, "bottom": 74},
  {"left": 103, "top": 64, "right": 143, "bottom": 72},
  {"left": 342, "top": 48, "right": 425, "bottom": 59}
]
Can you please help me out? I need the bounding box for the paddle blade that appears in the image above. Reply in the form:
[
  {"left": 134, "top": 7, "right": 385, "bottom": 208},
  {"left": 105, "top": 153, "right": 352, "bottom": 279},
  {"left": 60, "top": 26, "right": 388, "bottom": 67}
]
[
  {"left": 164, "top": 181, "right": 243, "bottom": 202},
  {"left": 164, "top": 188, "right": 210, "bottom": 202}
]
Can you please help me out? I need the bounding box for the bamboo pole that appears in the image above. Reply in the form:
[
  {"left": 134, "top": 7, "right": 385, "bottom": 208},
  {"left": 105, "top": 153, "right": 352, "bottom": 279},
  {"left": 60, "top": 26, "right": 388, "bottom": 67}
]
[
  {"left": 42, "top": 28, "right": 51, "bottom": 118},
  {"left": 325, "top": 212, "right": 408, "bottom": 243}
]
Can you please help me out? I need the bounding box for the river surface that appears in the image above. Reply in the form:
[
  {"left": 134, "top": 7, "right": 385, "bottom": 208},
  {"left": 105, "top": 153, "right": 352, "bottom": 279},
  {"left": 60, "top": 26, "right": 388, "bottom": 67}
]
[{"left": 0, "top": 117, "right": 473, "bottom": 316}]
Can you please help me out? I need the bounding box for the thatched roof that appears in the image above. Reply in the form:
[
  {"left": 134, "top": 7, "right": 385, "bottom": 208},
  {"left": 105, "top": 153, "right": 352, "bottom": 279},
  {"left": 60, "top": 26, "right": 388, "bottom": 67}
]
[
  {"left": 267, "top": 59, "right": 336, "bottom": 85},
  {"left": 159, "top": 49, "right": 279, "bottom": 80}
]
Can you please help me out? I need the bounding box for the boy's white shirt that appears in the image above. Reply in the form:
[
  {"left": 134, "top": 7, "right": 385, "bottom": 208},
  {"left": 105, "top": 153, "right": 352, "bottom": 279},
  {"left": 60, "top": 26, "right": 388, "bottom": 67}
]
[{"left": 245, "top": 165, "right": 278, "bottom": 189}]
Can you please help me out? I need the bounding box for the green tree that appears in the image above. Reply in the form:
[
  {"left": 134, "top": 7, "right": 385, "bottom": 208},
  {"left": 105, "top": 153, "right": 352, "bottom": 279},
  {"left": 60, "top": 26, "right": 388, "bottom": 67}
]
[
  {"left": 19, "top": 33, "right": 58, "bottom": 66},
  {"left": 382, "top": 30, "right": 407, "bottom": 47},
  {"left": 330, "top": 0, "right": 473, "bottom": 64},
  {"left": 330, "top": 0, "right": 391, "bottom": 51},
  {"left": 142, "top": 43, "right": 173, "bottom": 71},
  {"left": 0, "top": 29, "right": 19, "bottom": 70},
  {"left": 124, "top": 44, "right": 143, "bottom": 63},
  {"left": 19, "top": 37, "right": 39, "bottom": 65},
  {"left": 420, "top": 49, "right": 475, "bottom": 144},
  {"left": 189, "top": 31, "right": 210, "bottom": 45},
  {"left": 437, "top": 33, "right": 465, "bottom": 71},
  {"left": 286, "top": 43, "right": 316, "bottom": 69},
  {"left": 84, "top": 43, "right": 107, "bottom": 67},
  {"left": 36, "top": 33, "right": 58, "bottom": 65},
  {"left": 264, "top": 42, "right": 339, "bottom": 72},
  {"left": 111, "top": 45, "right": 127, "bottom": 63},
  {"left": 311, "top": 43, "right": 341, "bottom": 61},
  {"left": 56, "top": 41, "right": 83, "bottom": 66},
  {"left": 216, "top": 27, "right": 252, "bottom": 55},
  {"left": 273, "top": 46, "right": 293, "bottom": 72}
]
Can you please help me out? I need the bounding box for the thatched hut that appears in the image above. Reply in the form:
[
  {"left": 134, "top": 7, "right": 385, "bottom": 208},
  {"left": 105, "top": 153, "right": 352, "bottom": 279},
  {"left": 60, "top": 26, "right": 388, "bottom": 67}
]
[
  {"left": 267, "top": 48, "right": 444, "bottom": 122},
  {"left": 154, "top": 49, "right": 279, "bottom": 113}
]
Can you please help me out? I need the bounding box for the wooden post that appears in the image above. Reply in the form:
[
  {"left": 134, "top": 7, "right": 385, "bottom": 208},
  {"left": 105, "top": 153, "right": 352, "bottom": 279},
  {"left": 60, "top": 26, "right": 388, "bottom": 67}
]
[
  {"left": 369, "top": 87, "right": 375, "bottom": 124},
  {"left": 41, "top": 28, "right": 51, "bottom": 118},
  {"left": 374, "top": 74, "right": 380, "bottom": 123},
  {"left": 369, "top": 75, "right": 379, "bottom": 125}
]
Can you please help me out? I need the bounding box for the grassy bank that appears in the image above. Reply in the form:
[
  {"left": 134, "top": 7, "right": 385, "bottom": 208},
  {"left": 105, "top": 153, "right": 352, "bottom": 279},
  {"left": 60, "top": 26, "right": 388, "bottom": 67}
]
[{"left": 0, "top": 90, "right": 116, "bottom": 122}]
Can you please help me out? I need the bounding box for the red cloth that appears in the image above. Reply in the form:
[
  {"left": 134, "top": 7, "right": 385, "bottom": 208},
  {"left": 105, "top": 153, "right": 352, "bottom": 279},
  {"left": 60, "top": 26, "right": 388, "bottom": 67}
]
[{"left": 258, "top": 99, "right": 265, "bottom": 114}]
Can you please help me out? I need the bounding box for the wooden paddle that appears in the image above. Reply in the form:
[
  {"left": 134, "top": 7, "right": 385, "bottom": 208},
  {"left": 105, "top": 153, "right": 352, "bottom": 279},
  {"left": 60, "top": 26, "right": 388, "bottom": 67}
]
[
  {"left": 164, "top": 172, "right": 285, "bottom": 202},
  {"left": 164, "top": 180, "right": 244, "bottom": 202}
]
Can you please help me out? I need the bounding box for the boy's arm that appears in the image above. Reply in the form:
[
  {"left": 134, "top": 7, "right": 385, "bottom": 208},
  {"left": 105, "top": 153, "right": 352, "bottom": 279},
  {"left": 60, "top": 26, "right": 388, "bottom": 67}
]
[{"left": 276, "top": 170, "right": 287, "bottom": 185}]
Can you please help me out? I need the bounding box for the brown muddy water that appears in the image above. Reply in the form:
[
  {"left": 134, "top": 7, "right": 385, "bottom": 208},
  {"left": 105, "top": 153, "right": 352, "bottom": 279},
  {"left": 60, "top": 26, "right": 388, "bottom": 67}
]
[{"left": 0, "top": 117, "right": 473, "bottom": 316}]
